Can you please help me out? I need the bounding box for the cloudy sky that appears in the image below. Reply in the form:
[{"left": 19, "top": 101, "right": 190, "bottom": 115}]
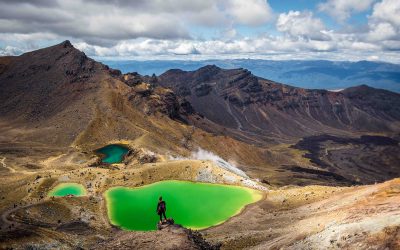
[{"left": 0, "top": 0, "right": 399, "bottom": 62}]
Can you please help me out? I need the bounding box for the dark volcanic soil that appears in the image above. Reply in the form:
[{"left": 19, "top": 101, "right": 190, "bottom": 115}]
[{"left": 292, "top": 134, "right": 400, "bottom": 184}]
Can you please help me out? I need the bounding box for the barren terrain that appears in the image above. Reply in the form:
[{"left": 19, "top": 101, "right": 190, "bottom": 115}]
[{"left": 0, "top": 41, "right": 399, "bottom": 249}]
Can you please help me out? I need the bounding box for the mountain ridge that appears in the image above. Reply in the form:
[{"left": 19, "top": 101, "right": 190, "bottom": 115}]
[
  {"left": 103, "top": 59, "right": 400, "bottom": 92},
  {"left": 1, "top": 41, "right": 399, "bottom": 185},
  {"left": 159, "top": 64, "right": 400, "bottom": 144}
]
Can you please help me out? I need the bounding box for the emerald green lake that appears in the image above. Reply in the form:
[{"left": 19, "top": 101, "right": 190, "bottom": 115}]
[
  {"left": 48, "top": 183, "right": 87, "bottom": 197},
  {"left": 105, "top": 180, "right": 262, "bottom": 231},
  {"left": 96, "top": 144, "right": 129, "bottom": 164}
]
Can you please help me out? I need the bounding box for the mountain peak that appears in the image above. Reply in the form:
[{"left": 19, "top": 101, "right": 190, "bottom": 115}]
[
  {"left": 61, "top": 40, "right": 73, "bottom": 48},
  {"left": 342, "top": 84, "right": 383, "bottom": 93},
  {"left": 20, "top": 39, "right": 81, "bottom": 59},
  {"left": 0, "top": 39, "right": 103, "bottom": 94},
  {"left": 199, "top": 64, "right": 220, "bottom": 70}
]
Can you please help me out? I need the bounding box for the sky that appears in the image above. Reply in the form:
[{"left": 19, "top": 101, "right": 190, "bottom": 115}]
[{"left": 0, "top": 0, "right": 399, "bottom": 62}]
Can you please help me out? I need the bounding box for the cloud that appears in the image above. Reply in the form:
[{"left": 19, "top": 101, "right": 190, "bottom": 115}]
[
  {"left": 370, "top": 0, "right": 400, "bottom": 26},
  {"left": 169, "top": 43, "right": 200, "bottom": 55},
  {"left": 367, "top": 22, "right": 397, "bottom": 41},
  {"left": 0, "top": 0, "right": 59, "bottom": 7},
  {"left": 0, "top": 45, "right": 25, "bottom": 56},
  {"left": 0, "top": 0, "right": 399, "bottom": 63},
  {"left": 224, "top": 0, "right": 273, "bottom": 25},
  {"left": 71, "top": 33, "right": 393, "bottom": 61},
  {"left": 366, "top": 0, "right": 400, "bottom": 49},
  {"left": 318, "top": 0, "right": 376, "bottom": 22},
  {"left": 0, "top": 0, "right": 273, "bottom": 46},
  {"left": 276, "top": 11, "right": 329, "bottom": 41},
  {"left": 0, "top": 1, "right": 191, "bottom": 46}
]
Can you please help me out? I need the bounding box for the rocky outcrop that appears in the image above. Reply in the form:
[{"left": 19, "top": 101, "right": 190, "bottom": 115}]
[
  {"left": 194, "top": 83, "right": 213, "bottom": 97},
  {"left": 127, "top": 85, "right": 194, "bottom": 122},
  {"left": 99, "top": 223, "right": 219, "bottom": 250}
]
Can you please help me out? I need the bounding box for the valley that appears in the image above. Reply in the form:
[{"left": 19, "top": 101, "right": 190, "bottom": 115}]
[{"left": 0, "top": 41, "right": 399, "bottom": 249}]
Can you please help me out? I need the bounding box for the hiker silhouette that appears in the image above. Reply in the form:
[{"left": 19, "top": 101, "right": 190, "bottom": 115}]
[{"left": 156, "top": 196, "right": 167, "bottom": 222}]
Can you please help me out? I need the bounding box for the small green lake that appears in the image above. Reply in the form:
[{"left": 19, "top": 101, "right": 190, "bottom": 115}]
[
  {"left": 48, "top": 183, "right": 87, "bottom": 197},
  {"left": 105, "top": 180, "right": 262, "bottom": 231},
  {"left": 95, "top": 144, "right": 129, "bottom": 164}
]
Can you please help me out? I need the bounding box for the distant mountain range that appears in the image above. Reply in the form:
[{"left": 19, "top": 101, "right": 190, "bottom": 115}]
[{"left": 103, "top": 59, "right": 400, "bottom": 93}]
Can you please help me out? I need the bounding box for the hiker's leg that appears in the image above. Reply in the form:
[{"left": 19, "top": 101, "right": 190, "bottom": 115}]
[
  {"left": 162, "top": 211, "right": 167, "bottom": 220},
  {"left": 159, "top": 213, "right": 162, "bottom": 221}
]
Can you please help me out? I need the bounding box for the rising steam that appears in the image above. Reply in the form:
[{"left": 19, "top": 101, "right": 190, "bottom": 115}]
[{"left": 170, "top": 148, "right": 249, "bottom": 178}]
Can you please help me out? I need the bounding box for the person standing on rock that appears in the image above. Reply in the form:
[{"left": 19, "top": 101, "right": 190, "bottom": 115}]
[{"left": 157, "top": 196, "right": 167, "bottom": 223}]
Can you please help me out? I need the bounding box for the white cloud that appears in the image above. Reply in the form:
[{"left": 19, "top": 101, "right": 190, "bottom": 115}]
[
  {"left": 0, "top": 45, "right": 25, "bottom": 56},
  {"left": 370, "top": 0, "right": 400, "bottom": 26},
  {"left": 225, "top": 0, "right": 273, "bottom": 25},
  {"left": 368, "top": 22, "right": 397, "bottom": 41},
  {"left": 71, "top": 34, "right": 393, "bottom": 61},
  {"left": 219, "top": 28, "right": 238, "bottom": 40},
  {"left": 318, "top": 0, "right": 376, "bottom": 22},
  {"left": 366, "top": 0, "right": 400, "bottom": 44},
  {"left": 277, "top": 11, "right": 329, "bottom": 41},
  {"left": 169, "top": 43, "right": 200, "bottom": 55}
]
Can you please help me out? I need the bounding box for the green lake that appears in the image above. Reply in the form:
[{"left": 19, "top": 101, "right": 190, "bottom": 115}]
[
  {"left": 105, "top": 180, "right": 262, "bottom": 231},
  {"left": 95, "top": 144, "right": 129, "bottom": 164},
  {"left": 48, "top": 183, "right": 87, "bottom": 197}
]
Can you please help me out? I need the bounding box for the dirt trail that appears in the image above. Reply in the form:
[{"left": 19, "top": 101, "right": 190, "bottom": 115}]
[
  {"left": 0, "top": 157, "right": 15, "bottom": 173},
  {"left": 1, "top": 201, "right": 41, "bottom": 228}
]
